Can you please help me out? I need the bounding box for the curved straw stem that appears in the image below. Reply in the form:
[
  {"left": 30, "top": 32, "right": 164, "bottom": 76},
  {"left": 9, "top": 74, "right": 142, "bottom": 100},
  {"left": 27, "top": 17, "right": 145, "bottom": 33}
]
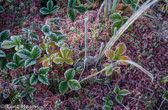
[{"left": 81, "top": 60, "right": 154, "bottom": 83}]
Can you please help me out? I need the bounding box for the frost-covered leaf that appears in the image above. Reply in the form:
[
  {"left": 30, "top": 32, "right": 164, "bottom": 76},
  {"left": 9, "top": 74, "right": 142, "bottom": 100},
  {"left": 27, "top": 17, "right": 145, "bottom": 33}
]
[
  {"left": 68, "top": 0, "right": 76, "bottom": 8},
  {"left": 25, "top": 58, "right": 37, "bottom": 67},
  {"left": 114, "top": 86, "right": 120, "bottom": 94},
  {"left": 19, "top": 80, "right": 26, "bottom": 88},
  {"left": 42, "top": 25, "right": 50, "bottom": 36},
  {"left": 38, "top": 74, "right": 49, "bottom": 85},
  {"left": 114, "top": 42, "right": 127, "bottom": 60},
  {"left": 116, "top": 95, "right": 123, "bottom": 103},
  {"left": 0, "top": 50, "right": 6, "bottom": 57},
  {"left": 47, "top": 0, "right": 53, "bottom": 10},
  {"left": 73, "top": 6, "right": 86, "bottom": 13},
  {"left": 65, "top": 69, "right": 75, "bottom": 81},
  {"left": 0, "top": 58, "right": 8, "bottom": 70},
  {"left": 0, "top": 30, "right": 10, "bottom": 42},
  {"left": 105, "top": 49, "right": 115, "bottom": 60},
  {"left": 12, "top": 78, "right": 19, "bottom": 85},
  {"left": 52, "top": 31, "right": 62, "bottom": 36},
  {"left": 59, "top": 81, "right": 68, "bottom": 94},
  {"left": 20, "top": 91, "right": 27, "bottom": 98},
  {"left": 65, "top": 58, "right": 73, "bottom": 65},
  {"left": 105, "top": 68, "right": 113, "bottom": 76},
  {"left": 19, "top": 76, "right": 27, "bottom": 80},
  {"left": 122, "top": 0, "right": 132, "bottom": 5},
  {"left": 111, "top": 20, "right": 122, "bottom": 34},
  {"left": 102, "top": 105, "right": 111, "bottom": 110},
  {"left": 0, "top": 6, "right": 4, "bottom": 13},
  {"left": 120, "top": 89, "right": 130, "bottom": 96},
  {"left": 32, "top": 34, "right": 39, "bottom": 40},
  {"left": 39, "top": 67, "right": 49, "bottom": 75},
  {"left": 49, "top": 33, "right": 67, "bottom": 43},
  {"left": 68, "top": 10, "right": 76, "bottom": 22},
  {"left": 60, "top": 48, "right": 71, "bottom": 59},
  {"left": 40, "top": 7, "right": 50, "bottom": 14},
  {"left": 53, "top": 57, "right": 64, "bottom": 64},
  {"left": 17, "top": 49, "right": 31, "bottom": 59},
  {"left": 7, "top": 62, "right": 18, "bottom": 70},
  {"left": 51, "top": 6, "right": 60, "bottom": 13},
  {"left": 23, "top": 43, "right": 34, "bottom": 51},
  {"left": 18, "top": 60, "right": 25, "bottom": 67},
  {"left": 1, "top": 40, "right": 16, "bottom": 49},
  {"left": 11, "top": 36, "right": 21, "bottom": 46},
  {"left": 31, "top": 46, "right": 41, "bottom": 59},
  {"left": 27, "top": 87, "right": 36, "bottom": 93},
  {"left": 68, "top": 79, "right": 81, "bottom": 90},
  {"left": 110, "top": 13, "right": 122, "bottom": 22},
  {"left": 13, "top": 54, "right": 20, "bottom": 65},
  {"left": 30, "top": 75, "right": 38, "bottom": 85},
  {"left": 102, "top": 97, "right": 108, "bottom": 101}
]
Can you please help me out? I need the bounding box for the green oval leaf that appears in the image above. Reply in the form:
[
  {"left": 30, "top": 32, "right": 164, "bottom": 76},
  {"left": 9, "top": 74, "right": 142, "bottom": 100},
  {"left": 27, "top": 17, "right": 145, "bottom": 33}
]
[
  {"left": 51, "top": 6, "right": 60, "bottom": 13},
  {"left": 47, "top": 0, "right": 53, "bottom": 10},
  {"left": 0, "top": 6, "right": 4, "bottom": 13},
  {"left": 53, "top": 57, "right": 64, "bottom": 64},
  {"left": 12, "top": 78, "right": 19, "bottom": 85},
  {"left": 31, "top": 46, "right": 41, "bottom": 59},
  {"left": 73, "top": 6, "right": 86, "bottom": 13},
  {"left": 42, "top": 25, "right": 50, "bottom": 36},
  {"left": 1, "top": 40, "right": 16, "bottom": 49},
  {"left": 39, "top": 67, "right": 49, "bottom": 75},
  {"left": 30, "top": 75, "right": 38, "bottom": 85},
  {"left": 68, "top": 0, "right": 76, "bottom": 8},
  {"left": 13, "top": 54, "right": 20, "bottom": 65},
  {"left": 19, "top": 76, "right": 27, "bottom": 80},
  {"left": 105, "top": 49, "right": 115, "bottom": 60},
  {"left": 7, "top": 63, "right": 18, "bottom": 70},
  {"left": 122, "top": 0, "right": 132, "bottom": 5},
  {"left": 59, "top": 81, "right": 68, "bottom": 94},
  {"left": 20, "top": 91, "right": 27, "bottom": 98},
  {"left": 0, "top": 30, "right": 10, "bottom": 42},
  {"left": 11, "top": 36, "right": 21, "bottom": 46},
  {"left": 40, "top": 7, "right": 50, "bottom": 14},
  {"left": 0, "top": 58, "right": 8, "bottom": 70},
  {"left": 68, "top": 10, "right": 76, "bottom": 22},
  {"left": 68, "top": 79, "right": 81, "bottom": 90},
  {"left": 114, "top": 86, "right": 120, "bottom": 94},
  {"left": 102, "top": 105, "right": 111, "bottom": 110},
  {"left": 120, "top": 89, "right": 130, "bottom": 96},
  {"left": 32, "top": 34, "right": 39, "bottom": 40},
  {"left": 38, "top": 74, "right": 49, "bottom": 85},
  {"left": 65, "top": 69, "right": 75, "bottom": 81},
  {"left": 110, "top": 13, "right": 122, "bottom": 22},
  {"left": 17, "top": 49, "right": 31, "bottom": 59},
  {"left": 27, "top": 87, "right": 36, "bottom": 93},
  {"left": 65, "top": 58, "right": 73, "bottom": 65},
  {"left": 116, "top": 95, "right": 123, "bottom": 103},
  {"left": 0, "top": 50, "right": 6, "bottom": 57},
  {"left": 25, "top": 58, "right": 37, "bottom": 67}
]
